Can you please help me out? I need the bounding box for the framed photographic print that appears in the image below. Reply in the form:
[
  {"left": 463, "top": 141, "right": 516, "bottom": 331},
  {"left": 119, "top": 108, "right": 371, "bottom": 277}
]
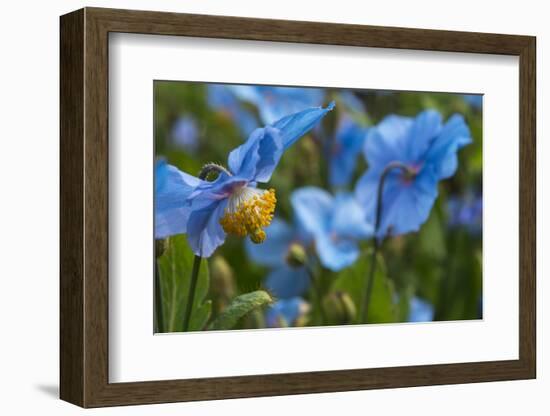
[{"left": 60, "top": 7, "right": 536, "bottom": 408}]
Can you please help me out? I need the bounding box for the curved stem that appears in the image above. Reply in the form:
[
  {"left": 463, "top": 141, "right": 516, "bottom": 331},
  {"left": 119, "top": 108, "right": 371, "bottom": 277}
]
[
  {"left": 183, "top": 255, "right": 202, "bottom": 332},
  {"left": 360, "top": 161, "right": 415, "bottom": 323}
]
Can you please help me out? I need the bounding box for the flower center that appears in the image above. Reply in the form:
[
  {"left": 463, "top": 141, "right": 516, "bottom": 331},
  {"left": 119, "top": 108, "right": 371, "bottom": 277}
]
[{"left": 219, "top": 187, "right": 277, "bottom": 244}]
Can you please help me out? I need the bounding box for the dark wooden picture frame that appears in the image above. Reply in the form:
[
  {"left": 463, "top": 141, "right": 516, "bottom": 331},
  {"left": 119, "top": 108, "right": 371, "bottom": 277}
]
[{"left": 60, "top": 7, "right": 536, "bottom": 408}]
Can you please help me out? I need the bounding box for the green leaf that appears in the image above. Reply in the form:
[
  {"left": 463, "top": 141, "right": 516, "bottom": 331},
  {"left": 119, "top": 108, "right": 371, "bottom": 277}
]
[
  {"left": 156, "top": 235, "right": 211, "bottom": 332},
  {"left": 208, "top": 290, "right": 273, "bottom": 331},
  {"left": 331, "top": 252, "right": 396, "bottom": 324}
]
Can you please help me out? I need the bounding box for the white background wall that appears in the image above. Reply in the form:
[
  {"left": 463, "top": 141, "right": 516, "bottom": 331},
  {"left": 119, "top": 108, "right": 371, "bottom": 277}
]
[{"left": 0, "top": 0, "right": 546, "bottom": 414}]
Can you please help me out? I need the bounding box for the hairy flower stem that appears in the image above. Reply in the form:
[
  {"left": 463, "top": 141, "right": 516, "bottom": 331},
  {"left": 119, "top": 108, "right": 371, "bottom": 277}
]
[
  {"left": 183, "top": 255, "right": 202, "bottom": 332},
  {"left": 154, "top": 261, "right": 164, "bottom": 332},
  {"left": 360, "top": 161, "right": 416, "bottom": 323},
  {"left": 306, "top": 265, "right": 327, "bottom": 324}
]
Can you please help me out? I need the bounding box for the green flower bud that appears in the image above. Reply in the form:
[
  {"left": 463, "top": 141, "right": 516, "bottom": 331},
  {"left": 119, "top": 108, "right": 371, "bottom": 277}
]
[
  {"left": 209, "top": 256, "right": 236, "bottom": 312},
  {"left": 155, "top": 238, "right": 168, "bottom": 258},
  {"left": 323, "top": 291, "right": 357, "bottom": 325},
  {"left": 285, "top": 243, "right": 307, "bottom": 268}
]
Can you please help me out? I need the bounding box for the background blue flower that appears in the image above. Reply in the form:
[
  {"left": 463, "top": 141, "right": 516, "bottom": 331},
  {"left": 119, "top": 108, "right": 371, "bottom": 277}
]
[
  {"left": 355, "top": 110, "right": 472, "bottom": 239},
  {"left": 447, "top": 192, "right": 482, "bottom": 235},
  {"left": 265, "top": 297, "right": 309, "bottom": 328},
  {"left": 408, "top": 296, "right": 435, "bottom": 322},
  {"left": 291, "top": 187, "right": 373, "bottom": 271},
  {"left": 230, "top": 85, "right": 325, "bottom": 125},
  {"left": 207, "top": 84, "right": 259, "bottom": 136},
  {"left": 246, "top": 218, "right": 311, "bottom": 298},
  {"left": 329, "top": 115, "right": 368, "bottom": 187},
  {"left": 171, "top": 116, "right": 199, "bottom": 153},
  {"left": 463, "top": 94, "right": 483, "bottom": 110}
]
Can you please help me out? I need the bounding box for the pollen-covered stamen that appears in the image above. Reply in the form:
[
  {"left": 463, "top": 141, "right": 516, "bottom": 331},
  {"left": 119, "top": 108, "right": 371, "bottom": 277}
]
[{"left": 220, "top": 187, "right": 277, "bottom": 244}]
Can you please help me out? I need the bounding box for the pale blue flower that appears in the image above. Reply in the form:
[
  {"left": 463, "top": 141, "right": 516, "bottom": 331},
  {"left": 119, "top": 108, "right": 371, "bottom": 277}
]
[
  {"left": 291, "top": 187, "right": 373, "bottom": 271},
  {"left": 230, "top": 85, "right": 325, "bottom": 125},
  {"left": 155, "top": 103, "right": 334, "bottom": 257},
  {"left": 171, "top": 116, "right": 199, "bottom": 152},
  {"left": 207, "top": 84, "right": 259, "bottom": 136},
  {"left": 355, "top": 110, "right": 472, "bottom": 239},
  {"left": 329, "top": 115, "right": 368, "bottom": 187}
]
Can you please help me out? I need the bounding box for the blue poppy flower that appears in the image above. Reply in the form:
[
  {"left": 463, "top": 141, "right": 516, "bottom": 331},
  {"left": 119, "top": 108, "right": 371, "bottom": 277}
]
[
  {"left": 207, "top": 84, "right": 259, "bottom": 136},
  {"left": 230, "top": 85, "right": 325, "bottom": 125},
  {"left": 355, "top": 110, "right": 472, "bottom": 239},
  {"left": 408, "top": 297, "right": 434, "bottom": 322},
  {"left": 463, "top": 94, "right": 482, "bottom": 110},
  {"left": 329, "top": 115, "right": 368, "bottom": 187},
  {"left": 155, "top": 103, "right": 334, "bottom": 257},
  {"left": 291, "top": 187, "right": 373, "bottom": 271},
  {"left": 265, "top": 297, "right": 309, "bottom": 328},
  {"left": 246, "top": 218, "right": 311, "bottom": 298},
  {"left": 447, "top": 192, "right": 482, "bottom": 235},
  {"left": 171, "top": 116, "right": 199, "bottom": 152}
]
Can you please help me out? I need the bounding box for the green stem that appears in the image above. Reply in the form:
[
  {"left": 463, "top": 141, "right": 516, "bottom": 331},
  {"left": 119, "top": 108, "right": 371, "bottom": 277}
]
[
  {"left": 183, "top": 255, "right": 202, "bottom": 332},
  {"left": 360, "top": 161, "right": 415, "bottom": 323},
  {"left": 306, "top": 265, "right": 327, "bottom": 324},
  {"left": 360, "top": 242, "right": 379, "bottom": 323},
  {"left": 154, "top": 261, "right": 164, "bottom": 332}
]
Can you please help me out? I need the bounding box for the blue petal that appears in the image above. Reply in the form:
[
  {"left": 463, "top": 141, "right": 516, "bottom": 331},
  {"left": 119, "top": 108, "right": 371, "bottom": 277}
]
[
  {"left": 227, "top": 126, "right": 284, "bottom": 182},
  {"left": 272, "top": 102, "right": 335, "bottom": 150},
  {"left": 154, "top": 161, "right": 203, "bottom": 239},
  {"left": 265, "top": 297, "right": 307, "bottom": 327},
  {"left": 186, "top": 198, "right": 228, "bottom": 257},
  {"left": 376, "top": 169, "right": 439, "bottom": 238},
  {"left": 425, "top": 114, "right": 472, "bottom": 179},
  {"left": 331, "top": 192, "right": 373, "bottom": 239},
  {"left": 354, "top": 169, "right": 380, "bottom": 226},
  {"left": 408, "top": 297, "right": 435, "bottom": 322},
  {"left": 355, "top": 167, "right": 439, "bottom": 239},
  {"left": 363, "top": 114, "right": 414, "bottom": 169},
  {"left": 405, "top": 110, "right": 442, "bottom": 163},
  {"left": 315, "top": 233, "right": 360, "bottom": 271},
  {"left": 265, "top": 266, "right": 310, "bottom": 299},
  {"left": 245, "top": 218, "right": 295, "bottom": 267},
  {"left": 291, "top": 187, "right": 333, "bottom": 238},
  {"left": 329, "top": 115, "right": 368, "bottom": 187}
]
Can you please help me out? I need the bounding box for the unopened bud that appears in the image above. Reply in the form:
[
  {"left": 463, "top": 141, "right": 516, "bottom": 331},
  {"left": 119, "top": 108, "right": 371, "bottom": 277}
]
[
  {"left": 155, "top": 238, "right": 168, "bottom": 258},
  {"left": 209, "top": 256, "right": 236, "bottom": 302},
  {"left": 323, "top": 291, "right": 357, "bottom": 325},
  {"left": 285, "top": 243, "right": 307, "bottom": 268}
]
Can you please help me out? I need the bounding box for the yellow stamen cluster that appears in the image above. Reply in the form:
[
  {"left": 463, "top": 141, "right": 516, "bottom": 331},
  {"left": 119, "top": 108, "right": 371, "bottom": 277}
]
[{"left": 220, "top": 188, "right": 277, "bottom": 244}]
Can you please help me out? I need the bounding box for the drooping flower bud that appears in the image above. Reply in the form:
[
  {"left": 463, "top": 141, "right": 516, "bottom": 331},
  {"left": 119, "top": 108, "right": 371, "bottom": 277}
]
[
  {"left": 285, "top": 243, "right": 307, "bottom": 268},
  {"left": 209, "top": 256, "right": 236, "bottom": 313},
  {"left": 323, "top": 291, "right": 357, "bottom": 325}
]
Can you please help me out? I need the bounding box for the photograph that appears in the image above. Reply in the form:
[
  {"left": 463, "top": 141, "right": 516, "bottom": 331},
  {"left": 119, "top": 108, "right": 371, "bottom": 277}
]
[{"left": 153, "top": 81, "right": 483, "bottom": 333}]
